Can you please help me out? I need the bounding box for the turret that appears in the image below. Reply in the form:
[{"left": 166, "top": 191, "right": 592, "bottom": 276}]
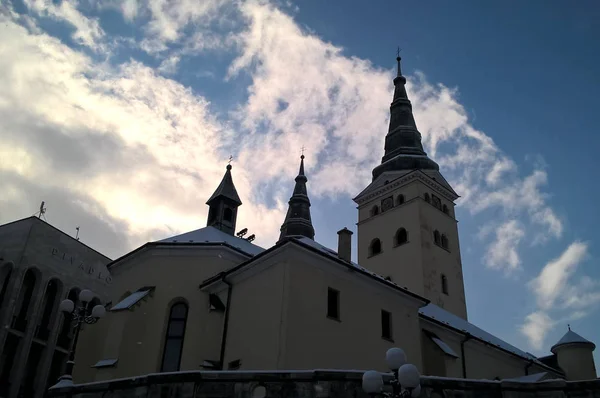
[{"left": 551, "top": 326, "right": 597, "bottom": 380}]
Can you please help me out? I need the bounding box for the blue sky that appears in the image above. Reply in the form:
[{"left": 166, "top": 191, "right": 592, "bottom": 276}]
[{"left": 1, "top": 0, "right": 599, "bottom": 367}]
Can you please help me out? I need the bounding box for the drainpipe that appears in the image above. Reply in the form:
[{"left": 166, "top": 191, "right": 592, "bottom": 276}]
[
  {"left": 461, "top": 333, "right": 472, "bottom": 378},
  {"left": 525, "top": 359, "right": 533, "bottom": 376},
  {"left": 218, "top": 275, "right": 233, "bottom": 370}
]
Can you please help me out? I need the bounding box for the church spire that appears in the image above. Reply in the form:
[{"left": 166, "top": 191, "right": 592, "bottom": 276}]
[
  {"left": 371, "top": 53, "right": 439, "bottom": 181},
  {"left": 278, "top": 154, "right": 315, "bottom": 242},
  {"left": 206, "top": 163, "right": 242, "bottom": 235}
]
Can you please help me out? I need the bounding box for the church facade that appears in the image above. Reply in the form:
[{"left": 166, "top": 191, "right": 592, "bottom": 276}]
[{"left": 73, "top": 56, "right": 597, "bottom": 384}]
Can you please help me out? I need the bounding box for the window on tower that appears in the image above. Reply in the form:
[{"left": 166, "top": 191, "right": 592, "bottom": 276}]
[
  {"left": 424, "top": 193, "right": 431, "bottom": 203},
  {"left": 396, "top": 194, "right": 405, "bottom": 205},
  {"left": 442, "top": 204, "right": 449, "bottom": 215},
  {"left": 432, "top": 194, "right": 442, "bottom": 210},
  {"left": 395, "top": 228, "right": 408, "bottom": 246},
  {"left": 370, "top": 205, "right": 380, "bottom": 216},
  {"left": 441, "top": 274, "right": 449, "bottom": 295},
  {"left": 441, "top": 234, "right": 449, "bottom": 250},
  {"left": 327, "top": 288, "right": 340, "bottom": 320},
  {"left": 369, "top": 238, "right": 382, "bottom": 256},
  {"left": 223, "top": 207, "right": 233, "bottom": 222},
  {"left": 433, "top": 230, "right": 441, "bottom": 246}
]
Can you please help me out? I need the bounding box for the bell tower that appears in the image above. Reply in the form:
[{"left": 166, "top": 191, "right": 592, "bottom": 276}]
[
  {"left": 353, "top": 55, "right": 468, "bottom": 319},
  {"left": 206, "top": 164, "right": 242, "bottom": 236}
]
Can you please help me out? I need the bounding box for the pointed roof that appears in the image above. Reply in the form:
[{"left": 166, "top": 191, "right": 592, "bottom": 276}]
[
  {"left": 278, "top": 155, "right": 315, "bottom": 241},
  {"left": 372, "top": 55, "right": 439, "bottom": 181},
  {"left": 551, "top": 327, "right": 596, "bottom": 353},
  {"left": 206, "top": 164, "right": 242, "bottom": 206}
]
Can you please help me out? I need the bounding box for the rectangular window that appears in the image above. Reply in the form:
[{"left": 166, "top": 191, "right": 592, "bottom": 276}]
[
  {"left": 381, "top": 310, "right": 392, "bottom": 340},
  {"left": 327, "top": 288, "right": 340, "bottom": 320}
]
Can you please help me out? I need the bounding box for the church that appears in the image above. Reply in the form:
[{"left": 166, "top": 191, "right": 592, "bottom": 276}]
[{"left": 73, "top": 56, "right": 597, "bottom": 384}]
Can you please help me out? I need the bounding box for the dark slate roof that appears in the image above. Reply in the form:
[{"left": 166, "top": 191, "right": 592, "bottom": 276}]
[
  {"left": 278, "top": 155, "right": 315, "bottom": 241},
  {"left": 551, "top": 329, "right": 596, "bottom": 353},
  {"left": 206, "top": 165, "right": 242, "bottom": 206}
]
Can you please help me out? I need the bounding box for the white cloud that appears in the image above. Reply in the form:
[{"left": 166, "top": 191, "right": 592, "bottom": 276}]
[
  {"left": 484, "top": 220, "right": 524, "bottom": 272},
  {"left": 529, "top": 241, "right": 588, "bottom": 310},
  {"left": 24, "top": 0, "right": 105, "bottom": 50},
  {"left": 520, "top": 311, "right": 555, "bottom": 351}
]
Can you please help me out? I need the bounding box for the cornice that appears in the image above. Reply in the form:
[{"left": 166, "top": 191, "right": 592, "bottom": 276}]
[{"left": 355, "top": 171, "right": 458, "bottom": 206}]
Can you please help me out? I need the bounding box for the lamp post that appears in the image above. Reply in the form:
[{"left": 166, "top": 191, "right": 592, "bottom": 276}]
[
  {"left": 362, "top": 348, "right": 421, "bottom": 397},
  {"left": 49, "top": 289, "right": 106, "bottom": 389}
]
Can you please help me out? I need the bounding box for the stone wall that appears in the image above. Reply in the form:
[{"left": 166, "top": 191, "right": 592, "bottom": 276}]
[{"left": 47, "top": 370, "right": 600, "bottom": 398}]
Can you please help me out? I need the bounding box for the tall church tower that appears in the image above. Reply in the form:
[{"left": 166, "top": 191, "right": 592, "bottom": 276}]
[
  {"left": 206, "top": 164, "right": 242, "bottom": 235},
  {"left": 353, "top": 55, "right": 468, "bottom": 319}
]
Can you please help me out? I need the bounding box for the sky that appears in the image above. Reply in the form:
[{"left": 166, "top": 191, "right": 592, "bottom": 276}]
[{"left": 1, "top": 0, "right": 599, "bottom": 367}]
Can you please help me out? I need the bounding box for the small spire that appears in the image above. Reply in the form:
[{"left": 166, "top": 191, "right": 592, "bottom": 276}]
[
  {"left": 278, "top": 154, "right": 315, "bottom": 242},
  {"left": 206, "top": 163, "right": 242, "bottom": 206}
]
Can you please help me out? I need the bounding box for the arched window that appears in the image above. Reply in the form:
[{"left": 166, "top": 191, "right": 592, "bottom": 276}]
[
  {"left": 442, "top": 204, "right": 449, "bottom": 215},
  {"left": 370, "top": 205, "right": 380, "bottom": 217},
  {"left": 395, "top": 228, "right": 408, "bottom": 246},
  {"left": 441, "top": 234, "right": 449, "bottom": 250},
  {"left": 433, "top": 230, "right": 441, "bottom": 246},
  {"left": 441, "top": 274, "right": 448, "bottom": 295},
  {"left": 37, "top": 279, "right": 62, "bottom": 340},
  {"left": 13, "top": 268, "right": 38, "bottom": 331},
  {"left": 369, "top": 238, "right": 382, "bottom": 256},
  {"left": 424, "top": 193, "right": 431, "bottom": 203},
  {"left": 396, "top": 195, "right": 405, "bottom": 205},
  {"left": 0, "top": 263, "right": 13, "bottom": 316},
  {"left": 223, "top": 208, "right": 233, "bottom": 222},
  {"left": 161, "top": 302, "right": 188, "bottom": 372}
]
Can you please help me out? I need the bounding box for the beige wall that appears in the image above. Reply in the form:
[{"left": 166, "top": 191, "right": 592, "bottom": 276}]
[
  {"left": 357, "top": 175, "right": 467, "bottom": 320},
  {"left": 75, "top": 245, "right": 250, "bottom": 382},
  {"left": 555, "top": 346, "right": 597, "bottom": 381},
  {"left": 222, "top": 255, "right": 288, "bottom": 369},
  {"left": 222, "top": 244, "right": 425, "bottom": 372}
]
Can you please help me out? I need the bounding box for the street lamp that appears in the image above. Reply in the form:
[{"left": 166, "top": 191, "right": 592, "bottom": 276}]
[
  {"left": 49, "top": 289, "right": 106, "bottom": 389},
  {"left": 363, "top": 348, "right": 421, "bottom": 397}
]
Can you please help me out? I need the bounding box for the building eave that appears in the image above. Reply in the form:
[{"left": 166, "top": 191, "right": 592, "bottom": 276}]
[{"left": 419, "top": 314, "right": 565, "bottom": 377}]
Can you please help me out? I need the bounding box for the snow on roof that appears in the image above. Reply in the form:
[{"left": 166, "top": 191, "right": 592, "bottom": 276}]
[
  {"left": 92, "top": 358, "right": 118, "bottom": 368},
  {"left": 157, "top": 226, "right": 264, "bottom": 256},
  {"left": 419, "top": 304, "right": 545, "bottom": 366},
  {"left": 292, "top": 237, "right": 426, "bottom": 302},
  {"left": 431, "top": 335, "right": 459, "bottom": 358},
  {"left": 551, "top": 330, "right": 596, "bottom": 352},
  {"left": 503, "top": 372, "right": 549, "bottom": 383},
  {"left": 110, "top": 288, "right": 153, "bottom": 311}
]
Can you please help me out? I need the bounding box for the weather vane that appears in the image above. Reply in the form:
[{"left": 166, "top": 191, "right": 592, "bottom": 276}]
[{"left": 228, "top": 155, "right": 233, "bottom": 165}]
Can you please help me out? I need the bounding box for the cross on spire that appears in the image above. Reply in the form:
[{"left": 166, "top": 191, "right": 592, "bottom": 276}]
[
  {"left": 568, "top": 324, "right": 571, "bottom": 331},
  {"left": 300, "top": 146, "right": 306, "bottom": 158},
  {"left": 228, "top": 155, "right": 233, "bottom": 165},
  {"left": 396, "top": 46, "right": 402, "bottom": 77}
]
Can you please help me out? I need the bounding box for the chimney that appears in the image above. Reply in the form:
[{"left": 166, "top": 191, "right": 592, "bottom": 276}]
[{"left": 337, "top": 227, "right": 353, "bottom": 262}]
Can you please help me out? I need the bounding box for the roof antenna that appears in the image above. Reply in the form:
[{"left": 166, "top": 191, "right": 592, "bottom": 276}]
[
  {"left": 35, "top": 201, "right": 47, "bottom": 220},
  {"left": 75, "top": 226, "right": 80, "bottom": 241}
]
